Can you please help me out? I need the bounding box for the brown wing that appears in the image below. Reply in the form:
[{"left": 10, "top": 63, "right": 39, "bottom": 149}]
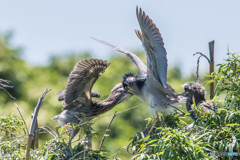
[{"left": 63, "top": 59, "right": 110, "bottom": 109}]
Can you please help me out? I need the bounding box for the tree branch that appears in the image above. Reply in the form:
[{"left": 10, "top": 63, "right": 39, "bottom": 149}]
[
  {"left": 99, "top": 111, "right": 117, "bottom": 150},
  {"left": 26, "top": 88, "right": 52, "bottom": 160}
]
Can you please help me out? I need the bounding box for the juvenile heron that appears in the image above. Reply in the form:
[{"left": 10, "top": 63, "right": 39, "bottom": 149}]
[
  {"left": 93, "top": 7, "right": 185, "bottom": 117},
  {"left": 52, "top": 59, "right": 132, "bottom": 144},
  {"left": 183, "top": 82, "right": 215, "bottom": 120}
]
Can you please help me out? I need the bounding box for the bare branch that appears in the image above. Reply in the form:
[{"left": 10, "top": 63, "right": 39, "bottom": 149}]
[
  {"left": 69, "top": 150, "right": 85, "bottom": 160},
  {"left": 26, "top": 88, "right": 52, "bottom": 160},
  {"left": 14, "top": 103, "right": 29, "bottom": 134},
  {"left": 0, "top": 86, "right": 15, "bottom": 99},
  {"left": 193, "top": 52, "right": 211, "bottom": 82},
  {"left": 99, "top": 111, "right": 117, "bottom": 150},
  {"left": 108, "top": 146, "right": 127, "bottom": 158},
  {"left": 0, "top": 78, "right": 15, "bottom": 99},
  {"left": 168, "top": 104, "right": 186, "bottom": 115},
  {"left": 38, "top": 126, "right": 57, "bottom": 138},
  {"left": 209, "top": 40, "right": 215, "bottom": 99}
]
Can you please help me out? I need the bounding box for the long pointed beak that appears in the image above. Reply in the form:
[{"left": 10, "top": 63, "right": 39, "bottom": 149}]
[{"left": 122, "top": 81, "right": 129, "bottom": 89}]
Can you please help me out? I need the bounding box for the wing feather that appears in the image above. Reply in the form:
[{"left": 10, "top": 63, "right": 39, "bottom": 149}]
[
  {"left": 63, "top": 59, "right": 110, "bottom": 109},
  {"left": 92, "top": 37, "right": 147, "bottom": 76},
  {"left": 136, "top": 7, "right": 168, "bottom": 87}
]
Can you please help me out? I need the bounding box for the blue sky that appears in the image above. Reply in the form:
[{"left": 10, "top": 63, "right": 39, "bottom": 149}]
[{"left": 1, "top": 0, "right": 240, "bottom": 75}]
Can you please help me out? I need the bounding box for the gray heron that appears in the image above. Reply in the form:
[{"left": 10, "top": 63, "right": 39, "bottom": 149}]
[{"left": 92, "top": 7, "right": 185, "bottom": 118}]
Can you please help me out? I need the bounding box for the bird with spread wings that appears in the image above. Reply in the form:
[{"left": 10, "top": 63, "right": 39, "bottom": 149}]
[
  {"left": 52, "top": 59, "right": 132, "bottom": 145},
  {"left": 93, "top": 7, "right": 185, "bottom": 118}
]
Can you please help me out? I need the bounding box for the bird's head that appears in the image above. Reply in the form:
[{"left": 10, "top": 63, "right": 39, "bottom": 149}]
[
  {"left": 183, "top": 82, "right": 206, "bottom": 99},
  {"left": 122, "top": 73, "right": 145, "bottom": 94}
]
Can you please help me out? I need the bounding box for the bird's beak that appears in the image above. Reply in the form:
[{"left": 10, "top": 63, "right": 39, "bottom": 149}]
[{"left": 122, "top": 81, "right": 129, "bottom": 89}]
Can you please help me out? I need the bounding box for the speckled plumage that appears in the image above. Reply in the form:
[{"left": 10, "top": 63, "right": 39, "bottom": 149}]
[
  {"left": 52, "top": 59, "right": 132, "bottom": 144},
  {"left": 183, "top": 82, "right": 215, "bottom": 120}
]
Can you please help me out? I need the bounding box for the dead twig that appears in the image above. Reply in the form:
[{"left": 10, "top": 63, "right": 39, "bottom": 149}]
[
  {"left": 38, "top": 126, "right": 57, "bottom": 138},
  {"left": 99, "top": 111, "right": 117, "bottom": 150},
  {"left": 193, "top": 52, "right": 211, "bottom": 82},
  {"left": 168, "top": 104, "right": 186, "bottom": 115},
  {"left": 209, "top": 40, "right": 215, "bottom": 99},
  {"left": 26, "top": 88, "right": 52, "bottom": 160},
  {"left": 69, "top": 150, "right": 85, "bottom": 160},
  {"left": 14, "top": 103, "right": 29, "bottom": 134},
  {"left": 108, "top": 146, "right": 127, "bottom": 158},
  {"left": 0, "top": 78, "right": 15, "bottom": 99},
  {"left": 193, "top": 40, "right": 215, "bottom": 99}
]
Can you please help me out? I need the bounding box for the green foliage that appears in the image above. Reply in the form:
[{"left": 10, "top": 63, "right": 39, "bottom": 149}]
[
  {"left": 128, "top": 114, "right": 210, "bottom": 160},
  {"left": 0, "top": 115, "right": 27, "bottom": 159},
  {"left": 212, "top": 52, "right": 240, "bottom": 110},
  {"left": 128, "top": 53, "right": 240, "bottom": 160},
  {"left": 0, "top": 115, "right": 108, "bottom": 160}
]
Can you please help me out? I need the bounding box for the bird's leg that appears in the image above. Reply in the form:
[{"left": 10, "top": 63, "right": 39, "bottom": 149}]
[
  {"left": 68, "top": 127, "right": 80, "bottom": 155},
  {"left": 84, "top": 123, "right": 92, "bottom": 149},
  {"left": 147, "top": 112, "right": 160, "bottom": 136},
  {"left": 88, "top": 133, "right": 92, "bottom": 149},
  {"left": 55, "top": 126, "right": 61, "bottom": 136}
]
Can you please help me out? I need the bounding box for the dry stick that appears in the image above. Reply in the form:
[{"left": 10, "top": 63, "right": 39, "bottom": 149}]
[
  {"left": 15, "top": 103, "right": 29, "bottom": 134},
  {"left": 168, "top": 104, "right": 186, "bottom": 115},
  {"left": 69, "top": 150, "right": 85, "bottom": 160},
  {"left": 99, "top": 111, "right": 117, "bottom": 150},
  {"left": 108, "top": 146, "right": 127, "bottom": 158},
  {"left": 31, "top": 114, "right": 39, "bottom": 149},
  {"left": 0, "top": 79, "right": 15, "bottom": 99},
  {"left": 38, "top": 126, "right": 57, "bottom": 138},
  {"left": 209, "top": 40, "right": 215, "bottom": 99},
  {"left": 193, "top": 52, "right": 211, "bottom": 82},
  {"left": 26, "top": 88, "right": 52, "bottom": 160},
  {"left": 0, "top": 86, "right": 15, "bottom": 99}
]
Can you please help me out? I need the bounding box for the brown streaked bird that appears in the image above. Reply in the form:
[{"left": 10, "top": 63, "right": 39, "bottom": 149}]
[
  {"left": 52, "top": 59, "right": 132, "bottom": 144},
  {"left": 183, "top": 82, "right": 216, "bottom": 120},
  {"left": 93, "top": 7, "right": 186, "bottom": 118}
]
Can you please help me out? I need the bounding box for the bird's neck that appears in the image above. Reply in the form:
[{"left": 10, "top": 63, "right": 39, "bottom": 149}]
[{"left": 91, "top": 92, "right": 124, "bottom": 116}]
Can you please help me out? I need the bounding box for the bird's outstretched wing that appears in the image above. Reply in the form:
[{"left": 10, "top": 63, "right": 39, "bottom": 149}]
[
  {"left": 136, "top": 7, "right": 168, "bottom": 88},
  {"left": 62, "top": 59, "right": 110, "bottom": 109},
  {"left": 92, "top": 37, "right": 147, "bottom": 77}
]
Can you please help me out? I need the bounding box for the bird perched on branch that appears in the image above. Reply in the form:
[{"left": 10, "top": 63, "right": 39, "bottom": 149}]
[
  {"left": 52, "top": 59, "right": 132, "bottom": 144},
  {"left": 183, "top": 82, "right": 215, "bottom": 120},
  {"left": 93, "top": 7, "right": 185, "bottom": 117}
]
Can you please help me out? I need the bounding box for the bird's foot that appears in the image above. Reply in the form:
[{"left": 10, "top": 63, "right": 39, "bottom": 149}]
[{"left": 147, "top": 112, "right": 160, "bottom": 136}]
